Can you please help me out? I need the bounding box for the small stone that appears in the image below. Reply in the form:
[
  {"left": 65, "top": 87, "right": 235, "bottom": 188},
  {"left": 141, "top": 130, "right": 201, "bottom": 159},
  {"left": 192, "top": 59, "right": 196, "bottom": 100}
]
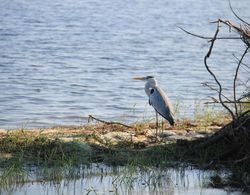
[
  {"left": 133, "top": 142, "right": 147, "bottom": 149},
  {"left": 159, "top": 130, "right": 177, "bottom": 138}
]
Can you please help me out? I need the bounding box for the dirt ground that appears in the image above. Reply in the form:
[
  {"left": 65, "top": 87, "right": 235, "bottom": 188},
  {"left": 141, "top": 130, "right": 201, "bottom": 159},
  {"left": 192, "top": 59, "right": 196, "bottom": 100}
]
[{"left": 0, "top": 120, "right": 223, "bottom": 148}]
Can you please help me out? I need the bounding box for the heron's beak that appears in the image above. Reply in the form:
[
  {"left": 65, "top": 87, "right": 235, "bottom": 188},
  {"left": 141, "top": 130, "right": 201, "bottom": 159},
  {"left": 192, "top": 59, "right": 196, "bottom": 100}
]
[{"left": 133, "top": 76, "right": 146, "bottom": 80}]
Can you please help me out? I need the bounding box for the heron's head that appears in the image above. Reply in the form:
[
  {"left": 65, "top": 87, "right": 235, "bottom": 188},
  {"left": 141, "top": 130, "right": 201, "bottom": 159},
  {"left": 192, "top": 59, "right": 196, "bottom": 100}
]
[
  {"left": 133, "top": 76, "right": 155, "bottom": 81},
  {"left": 133, "top": 76, "right": 157, "bottom": 87}
]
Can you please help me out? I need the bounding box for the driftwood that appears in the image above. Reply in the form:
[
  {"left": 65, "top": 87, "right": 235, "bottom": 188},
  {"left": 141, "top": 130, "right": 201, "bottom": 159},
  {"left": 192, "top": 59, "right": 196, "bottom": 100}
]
[
  {"left": 195, "top": 114, "right": 250, "bottom": 148},
  {"left": 88, "top": 115, "right": 133, "bottom": 129}
]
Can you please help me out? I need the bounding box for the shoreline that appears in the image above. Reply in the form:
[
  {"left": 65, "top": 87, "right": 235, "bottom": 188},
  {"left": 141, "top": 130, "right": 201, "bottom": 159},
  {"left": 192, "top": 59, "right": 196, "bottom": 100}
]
[
  {"left": 0, "top": 119, "right": 223, "bottom": 147},
  {"left": 1, "top": 117, "right": 249, "bottom": 192}
]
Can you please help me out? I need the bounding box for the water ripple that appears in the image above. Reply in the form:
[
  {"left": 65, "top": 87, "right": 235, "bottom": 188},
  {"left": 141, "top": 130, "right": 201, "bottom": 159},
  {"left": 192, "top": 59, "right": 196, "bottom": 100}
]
[{"left": 0, "top": 0, "right": 249, "bottom": 129}]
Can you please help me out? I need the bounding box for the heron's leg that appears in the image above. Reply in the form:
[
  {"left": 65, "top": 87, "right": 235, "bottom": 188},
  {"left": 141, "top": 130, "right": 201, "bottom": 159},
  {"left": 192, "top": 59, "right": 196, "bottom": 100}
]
[
  {"left": 161, "top": 117, "right": 164, "bottom": 134},
  {"left": 155, "top": 111, "right": 158, "bottom": 139}
]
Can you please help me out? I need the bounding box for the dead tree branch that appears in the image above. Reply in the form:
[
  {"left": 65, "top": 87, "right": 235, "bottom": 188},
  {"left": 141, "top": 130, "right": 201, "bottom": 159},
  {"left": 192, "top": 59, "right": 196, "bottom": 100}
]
[
  {"left": 233, "top": 54, "right": 250, "bottom": 72},
  {"left": 182, "top": 17, "right": 249, "bottom": 120},
  {"left": 204, "top": 21, "right": 236, "bottom": 120},
  {"left": 88, "top": 115, "right": 133, "bottom": 128},
  {"left": 216, "top": 19, "right": 250, "bottom": 47},
  {"left": 202, "top": 82, "right": 231, "bottom": 101},
  {"left": 229, "top": 0, "right": 250, "bottom": 26},
  {"left": 178, "top": 26, "right": 240, "bottom": 40},
  {"left": 205, "top": 101, "right": 250, "bottom": 104},
  {"left": 233, "top": 46, "right": 249, "bottom": 117}
]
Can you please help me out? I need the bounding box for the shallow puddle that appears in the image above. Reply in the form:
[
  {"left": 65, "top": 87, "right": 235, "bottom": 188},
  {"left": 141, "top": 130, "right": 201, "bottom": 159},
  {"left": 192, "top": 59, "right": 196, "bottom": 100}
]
[{"left": 0, "top": 164, "right": 245, "bottom": 195}]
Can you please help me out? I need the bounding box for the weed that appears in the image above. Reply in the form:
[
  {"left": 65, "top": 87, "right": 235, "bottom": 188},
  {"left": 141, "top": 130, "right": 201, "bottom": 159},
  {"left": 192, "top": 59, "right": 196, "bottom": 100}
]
[{"left": 0, "top": 110, "right": 247, "bottom": 192}]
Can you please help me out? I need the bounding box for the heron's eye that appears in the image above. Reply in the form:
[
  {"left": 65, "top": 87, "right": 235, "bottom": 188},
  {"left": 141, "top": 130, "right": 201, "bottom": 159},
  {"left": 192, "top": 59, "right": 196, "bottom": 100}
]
[{"left": 150, "top": 88, "right": 154, "bottom": 94}]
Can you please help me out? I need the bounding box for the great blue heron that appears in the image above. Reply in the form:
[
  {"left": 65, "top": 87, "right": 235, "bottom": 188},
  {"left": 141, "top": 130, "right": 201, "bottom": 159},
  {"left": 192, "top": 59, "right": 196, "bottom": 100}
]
[{"left": 134, "top": 76, "right": 175, "bottom": 137}]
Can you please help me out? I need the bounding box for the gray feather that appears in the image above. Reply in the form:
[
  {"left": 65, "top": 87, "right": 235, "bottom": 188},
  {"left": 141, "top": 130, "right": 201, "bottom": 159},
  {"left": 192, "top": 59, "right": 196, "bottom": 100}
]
[{"left": 149, "top": 86, "right": 175, "bottom": 125}]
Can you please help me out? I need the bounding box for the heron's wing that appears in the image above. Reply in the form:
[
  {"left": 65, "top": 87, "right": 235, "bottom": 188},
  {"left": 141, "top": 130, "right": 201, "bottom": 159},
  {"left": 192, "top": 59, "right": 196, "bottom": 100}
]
[{"left": 149, "top": 86, "right": 175, "bottom": 125}]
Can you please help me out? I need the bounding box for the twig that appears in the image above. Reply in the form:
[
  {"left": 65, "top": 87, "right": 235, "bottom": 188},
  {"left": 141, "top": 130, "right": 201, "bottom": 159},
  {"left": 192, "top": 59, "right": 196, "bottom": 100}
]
[
  {"left": 215, "top": 19, "right": 240, "bottom": 33},
  {"left": 241, "top": 109, "right": 250, "bottom": 117},
  {"left": 204, "top": 101, "right": 250, "bottom": 104},
  {"left": 233, "top": 154, "right": 250, "bottom": 164},
  {"left": 233, "top": 46, "right": 249, "bottom": 117},
  {"left": 204, "top": 21, "right": 235, "bottom": 120},
  {"left": 229, "top": 0, "right": 250, "bottom": 26},
  {"left": 210, "top": 97, "right": 219, "bottom": 103},
  {"left": 235, "top": 115, "right": 250, "bottom": 130},
  {"left": 233, "top": 54, "right": 250, "bottom": 69},
  {"left": 88, "top": 115, "right": 133, "bottom": 128},
  {"left": 238, "top": 91, "right": 250, "bottom": 101},
  {"left": 216, "top": 19, "right": 250, "bottom": 47},
  {"left": 178, "top": 26, "right": 240, "bottom": 40},
  {"left": 233, "top": 54, "right": 250, "bottom": 75},
  {"left": 202, "top": 82, "right": 231, "bottom": 101}
]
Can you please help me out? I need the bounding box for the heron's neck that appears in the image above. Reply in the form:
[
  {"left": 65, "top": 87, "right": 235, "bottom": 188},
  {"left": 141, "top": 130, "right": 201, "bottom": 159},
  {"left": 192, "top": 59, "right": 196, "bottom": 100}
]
[{"left": 145, "top": 79, "right": 158, "bottom": 97}]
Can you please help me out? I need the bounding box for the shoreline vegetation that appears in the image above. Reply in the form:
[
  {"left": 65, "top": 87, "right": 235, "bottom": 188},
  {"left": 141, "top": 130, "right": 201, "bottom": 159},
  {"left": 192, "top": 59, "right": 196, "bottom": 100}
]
[{"left": 0, "top": 110, "right": 249, "bottom": 192}]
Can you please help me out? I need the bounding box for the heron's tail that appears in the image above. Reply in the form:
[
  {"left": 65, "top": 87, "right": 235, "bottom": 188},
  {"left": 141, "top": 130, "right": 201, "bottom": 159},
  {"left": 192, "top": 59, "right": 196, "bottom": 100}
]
[
  {"left": 166, "top": 114, "right": 175, "bottom": 126},
  {"left": 169, "top": 117, "right": 174, "bottom": 126}
]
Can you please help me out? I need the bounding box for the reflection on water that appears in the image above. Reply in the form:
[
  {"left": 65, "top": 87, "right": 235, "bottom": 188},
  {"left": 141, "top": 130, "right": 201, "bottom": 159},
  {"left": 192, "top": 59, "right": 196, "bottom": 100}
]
[
  {"left": 0, "top": 164, "right": 244, "bottom": 195},
  {"left": 0, "top": 0, "right": 249, "bottom": 129}
]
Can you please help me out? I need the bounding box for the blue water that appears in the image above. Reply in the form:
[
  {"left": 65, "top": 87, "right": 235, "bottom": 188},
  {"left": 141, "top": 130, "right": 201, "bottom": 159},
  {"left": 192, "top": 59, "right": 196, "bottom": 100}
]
[{"left": 0, "top": 0, "right": 249, "bottom": 129}]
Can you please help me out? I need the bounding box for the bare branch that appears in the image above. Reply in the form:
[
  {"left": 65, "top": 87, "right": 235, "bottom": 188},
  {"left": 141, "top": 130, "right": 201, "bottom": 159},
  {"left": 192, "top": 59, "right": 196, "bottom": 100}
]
[
  {"left": 229, "top": 0, "right": 250, "bottom": 26},
  {"left": 216, "top": 19, "right": 250, "bottom": 47},
  {"left": 233, "top": 46, "right": 249, "bottom": 117},
  {"left": 178, "top": 26, "right": 240, "bottom": 40},
  {"left": 178, "top": 26, "right": 213, "bottom": 39},
  {"left": 233, "top": 54, "right": 250, "bottom": 70},
  {"left": 238, "top": 92, "right": 250, "bottom": 101},
  {"left": 233, "top": 155, "right": 250, "bottom": 165},
  {"left": 88, "top": 115, "right": 133, "bottom": 128},
  {"left": 204, "top": 101, "right": 250, "bottom": 104},
  {"left": 202, "top": 82, "right": 231, "bottom": 101},
  {"left": 204, "top": 21, "right": 235, "bottom": 120}
]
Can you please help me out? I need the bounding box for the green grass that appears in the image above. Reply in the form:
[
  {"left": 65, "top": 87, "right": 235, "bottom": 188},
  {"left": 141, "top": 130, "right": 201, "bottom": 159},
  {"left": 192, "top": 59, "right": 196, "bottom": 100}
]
[
  {"left": 0, "top": 109, "right": 248, "bottom": 192},
  {"left": 0, "top": 134, "right": 91, "bottom": 167}
]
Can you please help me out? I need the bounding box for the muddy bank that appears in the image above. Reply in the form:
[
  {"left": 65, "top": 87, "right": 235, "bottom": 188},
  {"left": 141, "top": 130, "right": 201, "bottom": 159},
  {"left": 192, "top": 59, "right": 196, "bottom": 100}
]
[{"left": 0, "top": 120, "right": 222, "bottom": 148}]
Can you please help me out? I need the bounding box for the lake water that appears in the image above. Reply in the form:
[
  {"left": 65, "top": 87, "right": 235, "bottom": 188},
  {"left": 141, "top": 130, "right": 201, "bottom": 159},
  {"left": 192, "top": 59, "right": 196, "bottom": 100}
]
[
  {"left": 0, "top": 164, "right": 245, "bottom": 195},
  {"left": 0, "top": 0, "right": 249, "bottom": 129}
]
